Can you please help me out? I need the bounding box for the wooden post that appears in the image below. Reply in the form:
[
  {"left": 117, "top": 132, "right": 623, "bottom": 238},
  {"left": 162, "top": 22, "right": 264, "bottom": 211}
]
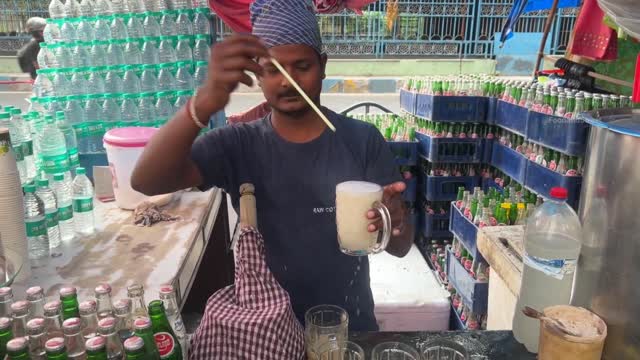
[{"left": 533, "top": 0, "right": 560, "bottom": 78}]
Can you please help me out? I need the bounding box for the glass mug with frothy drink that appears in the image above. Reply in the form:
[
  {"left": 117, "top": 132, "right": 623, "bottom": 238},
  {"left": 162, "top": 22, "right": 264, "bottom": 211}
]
[{"left": 336, "top": 181, "right": 392, "bottom": 256}]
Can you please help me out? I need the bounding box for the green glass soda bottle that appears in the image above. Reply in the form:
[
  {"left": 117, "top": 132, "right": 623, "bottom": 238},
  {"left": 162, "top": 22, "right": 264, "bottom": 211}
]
[
  {"left": 59, "top": 287, "right": 79, "bottom": 320},
  {"left": 583, "top": 92, "right": 593, "bottom": 111},
  {"left": 85, "top": 336, "right": 108, "bottom": 360},
  {"left": 133, "top": 317, "right": 160, "bottom": 360},
  {"left": 124, "top": 336, "right": 150, "bottom": 360},
  {"left": 6, "top": 337, "right": 30, "bottom": 360},
  {"left": 592, "top": 94, "right": 603, "bottom": 110},
  {"left": 44, "top": 337, "right": 68, "bottom": 360},
  {"left": 0, "top": 317, "right": 14, "bottom": 360},
  {"left": 148, "top": 301, "right": 182, "bottom": 360}
]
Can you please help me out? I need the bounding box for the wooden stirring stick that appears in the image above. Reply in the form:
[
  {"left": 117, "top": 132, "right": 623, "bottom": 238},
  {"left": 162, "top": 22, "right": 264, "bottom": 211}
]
[{"left": 269, "top": 58, "right": 336, "bottom": 132}]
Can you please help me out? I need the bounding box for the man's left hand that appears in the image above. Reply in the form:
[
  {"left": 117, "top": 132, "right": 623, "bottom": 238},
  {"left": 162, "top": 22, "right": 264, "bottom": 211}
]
[{"left": 367, "top": 181, "right": 407, "bottom": 236}]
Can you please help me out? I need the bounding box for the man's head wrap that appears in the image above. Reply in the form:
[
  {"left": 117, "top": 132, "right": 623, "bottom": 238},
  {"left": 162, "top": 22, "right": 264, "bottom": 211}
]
[
  {"left": 26, "top": 17, "right": 46, "bottom": 32},
  {"left": 250, "top": 0, "right": 323, "bottom": 54}
]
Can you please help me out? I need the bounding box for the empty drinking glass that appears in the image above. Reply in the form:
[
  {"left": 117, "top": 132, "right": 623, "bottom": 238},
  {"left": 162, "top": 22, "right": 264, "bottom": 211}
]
[
  {"left": 372, "top": 342, "right": 420, "bottom": 360},
  {"left": 314, "top": 340, "right": 364, "bottom": 360},
  {"left": 305, "top": 305, "right": 348, "bottom": 360},
  {"left": 420, "top": 340, "right": 468, "bottom": 360}
]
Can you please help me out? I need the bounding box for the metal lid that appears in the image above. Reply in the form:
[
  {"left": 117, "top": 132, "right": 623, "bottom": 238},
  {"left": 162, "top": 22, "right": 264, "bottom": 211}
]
[
  {"left": 124, "top": 336, "right": 145, "bottom": 352},
  {"left": 159, "top": 284, "right": 174, "bottom": 297},
  {"left": 114, "top": 298, "right": 132, "bottom": 314},
  {"left": 582, "top": 108, "right": 640, "bottom": 138},
  {"left": 85, "top": 336, "right": 107, "bottom": 352},
  {"left": 59, "top": 286, "right": 77, "bottom": 297},
  {"left": 27, "top": 317, "right": 46, "bottom": 334},
  {"left": 0, "top": 317, "right": 12, "bottom": 330},
  {"left": 95, "top": 283, "right": 112, "bottom": 295},
  {"left": 0, "top": 287, "right": 12, "bottom": 301},
  {"left": 79, "top": 300, "right": 97, "bottom": 315},
  {"left": 11, "top": 300, "right": 30, "bottom": 315},
  {"left": 127, "top": 284, "right": 144, "bottom": 297},
  {"left": 133, "top": 317, "right": 152, "bottom": 330},
  {"left": 98, "top": 317, "right": 117, "bottom": 333},
  {"left": 62, "top": 317, "right": 82, "bottom": 334},
  {"left": 44, "top": 300, "right": 62, "bottom": 315},
  {"left": 7, "top": 337, "right": 29, "bottom": 352},
  {"left": 45, "top": 337, "right": 66, "bottom": 353}
]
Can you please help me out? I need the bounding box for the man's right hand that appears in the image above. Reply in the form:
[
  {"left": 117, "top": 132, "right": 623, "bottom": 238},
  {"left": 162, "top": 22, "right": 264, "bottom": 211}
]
[{"left": 195, "top": 34, "right": 269, "bottom": 120}]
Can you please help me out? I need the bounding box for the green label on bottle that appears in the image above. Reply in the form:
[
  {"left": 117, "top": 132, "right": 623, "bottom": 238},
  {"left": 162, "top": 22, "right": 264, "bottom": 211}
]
[
  {"left": 22, "top": 140, "right": 34, "bottom": 157},
  {"left": 73, "top": 123, "right": 90, "bottom": 139},
  {"left": 13, "top": 145, "right": 24, "bottom": 161},
  {"left": 25, "top": 217, "right": 47, "bottom": 237},
  {"left": 46, "top": 209, "right": 59, "bottom": 228},
  {"left": 41, "top": 153, "right": 70, "bottom": 174},
  {"left": 73, "top": 197, "right": 93, "bottom": 213},
  {"left": 68, "top": 147, "right": 80, "bottom": 168},
  {"left": 58, "top": 204, "right": 73, "bottom": 221},
  {"left": 88, "top": 122, "right": 105, "bottom": 137}
]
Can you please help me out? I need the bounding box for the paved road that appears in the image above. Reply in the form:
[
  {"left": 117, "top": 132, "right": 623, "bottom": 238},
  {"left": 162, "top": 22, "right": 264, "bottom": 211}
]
[{"left": 1, "top": 92, "right": 401, "bottom": 115}]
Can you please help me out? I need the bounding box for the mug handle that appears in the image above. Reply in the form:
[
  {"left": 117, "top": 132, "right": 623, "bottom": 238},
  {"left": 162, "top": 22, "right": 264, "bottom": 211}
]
[{"left": 371, "top": 201, "right": 392, "bottom": 254}]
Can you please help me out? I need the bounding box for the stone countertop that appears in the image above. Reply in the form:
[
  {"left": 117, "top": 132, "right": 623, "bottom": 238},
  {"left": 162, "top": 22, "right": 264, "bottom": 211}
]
[
  {"left": 350, "top": 330, "right": 535, "bottom": 359},
  {"left": 13, "top": 189, "right": 223, "bottom": 306}
]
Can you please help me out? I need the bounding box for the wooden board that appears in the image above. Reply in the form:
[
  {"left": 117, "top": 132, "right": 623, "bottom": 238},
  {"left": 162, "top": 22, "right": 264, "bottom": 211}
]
[{"left": 477, "top": 226, "right": 525, "bottom": 297}]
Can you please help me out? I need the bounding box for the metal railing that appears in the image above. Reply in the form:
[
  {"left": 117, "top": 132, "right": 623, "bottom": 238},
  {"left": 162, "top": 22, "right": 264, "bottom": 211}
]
[{"left": 1, "top": 0, "right": 577, "bottom": 58}]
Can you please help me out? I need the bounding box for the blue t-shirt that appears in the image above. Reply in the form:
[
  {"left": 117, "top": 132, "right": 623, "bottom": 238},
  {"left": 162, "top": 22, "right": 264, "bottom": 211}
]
[{"left": 190, "top": 109, "right": 400, "bottom": 331}]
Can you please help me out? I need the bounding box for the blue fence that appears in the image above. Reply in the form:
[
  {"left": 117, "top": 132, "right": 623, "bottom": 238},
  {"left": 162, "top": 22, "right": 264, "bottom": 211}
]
[{"left": 1, "top": 0, "right": 577, "bottom": 58}]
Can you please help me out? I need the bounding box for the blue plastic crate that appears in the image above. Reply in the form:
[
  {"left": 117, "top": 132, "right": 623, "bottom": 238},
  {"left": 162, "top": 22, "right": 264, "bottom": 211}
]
[
  {"left": 400, "top": 89, "right": 417, "bottom": 114},
  {"left": 446, "top": 248, "right": 488, "bottom": 314},
  {"left": 388, "top": 141, "right": 418, "bottom": 166},
  {"left": 495, "top": 100, "right": 528, "bottom": 136},
  {"left": 449, "top": 203, "right": 481, "bottom": 259},
  {"left": 490, "top": 143, "right": 527, "bottom": 184},
  {"left": 486, "top": 97, "right": 498, "bottom": 125},
  {"left": 524, "top": 160, "right": 582, "bottom": 209},
  {"left": 422, "top": 175, "right": 480, "bottom": 202},
  {"left": 481, "top": 138, "right": 493, "bottom": 164},
  {"left": 403, "top": 176, "right": 418, "bottom": 203},
  {"left": 481, "top": 177, "right": 503, "bottom": 195},
  {"left": 79, "top": 153, "right": 108, "bottom": 182},
  {"left": 420, "top": 211, "right": 451, "bottom": 239},
  {"left": 450, "top": 304, "right": 467, "bottom": 330},
  {"left": 526, "top": 111, "right": 589, "bottom": 156},
  {"left": 415, "top": 94, "right": 488, "bottom": 122},
  {"left": 416, "top": 132, "right": 484, "bottom": 163}
]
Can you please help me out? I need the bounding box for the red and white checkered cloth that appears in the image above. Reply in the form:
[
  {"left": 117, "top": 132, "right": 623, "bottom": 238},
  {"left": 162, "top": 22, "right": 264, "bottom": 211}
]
[{"left": 189, "top": 227, "right": 305, "bottom": 360}]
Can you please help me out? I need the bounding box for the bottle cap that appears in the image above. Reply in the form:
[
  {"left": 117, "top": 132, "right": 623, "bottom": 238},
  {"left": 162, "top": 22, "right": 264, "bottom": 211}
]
[
  {"left": 95, "top": 283, "right": 112, "bottom": 295},
  {"left": 27, "top": 318, "right": 46, "bottom": 334},
  {"left": 59, "top": 286, "right": 77, "bottom": 297},
  {"left": 113, "top": 298, "right": 131, "bottom": 314},
  {"left": 0, "top": 287, "right": 11, "bottom": 300},
  {"left": 0, "top": 317, "right": 11, "bottom": 330},
  {"left": 550, "top": 187, "right": 568, "bottom": 200},
  {"left": 62, "top": 317, "right": 82, "bottom": 334},
  {"left": 44, "top": 300, "right": 62, "bottom": 315},
  {"left": 124, "top": 336, "right": 145, "bottom": 352},
  {"left": 0, "top": 112, "right": 9, "bottom": 119},
  {"left": 159, "top": 284, "right": 174, "bottom": 296},
  {"left": 37, "top": 178, "right": 49, "bottom": 187},
  {"left": 23, "top": 184, "right": 36, "bottom": 193},
  {"left": 45, "top": 337, "right": 66, "bottom": 353},
  {"left": 11, "top": 300, "right": 30, "bottom": 315},
  {"left": 133, "top": 317, "right": 152, "bottom": 330},
  {"left": 26, "top": 285, "right": 45, "bottom": 300},
  {"left": 76, "top": 167, "right": 86, "bottom": 175},
  {"left": 79, "top": 299, "right": 97, "bottom": 314},
  {"left": 97, "top": 317, "right": 117, "bottom": 333},
  {"left": 7, "top": 338, "right": 29, "bottom": 353},
  {"left": 85, "top": 336, "right": 106, "bottom": 352}
]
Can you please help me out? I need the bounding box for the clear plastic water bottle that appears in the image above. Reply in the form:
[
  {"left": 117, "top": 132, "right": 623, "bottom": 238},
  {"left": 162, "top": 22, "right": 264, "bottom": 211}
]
[
  {"left": 173, "top": 90, "right": 191, "bottom": 109},
  {"left": 49, "top": 0, "right": 66, "bottom": 18},
  {"left": 157, "top": 63, "right": 176, "bottom": 91},
  {"left": 60, "top": 19, "right": 78, "bottom": 43},
  {"left": 83, "top": 94, "right": 103, "bottom": 153},
  {"left": 94, "top": 0, "right": 112, "bottom": 15},
  {"left": 192, "top": 7, "right": 210, "bottom": 35},
  {"left": 69, "top": 69, "right": 88, "bottom": 96},
  {"left": 52, "top": 70, "right": 70, "bottom": 98},
  {"left": 139, "top": 64, "right": 158, "bottom": 92},
  {"left": 76, "top": 17, "right": 95, "bottom": 42},
  {"left": 110, "top": 15, "right": 129, "bottom": 40},
  {"left": 154, "top": 91, "right": 174, "bottom": 127},
  {"left": 192, "top": 34, "right": 209, "bottom": 62},
  {"left": 137, "top": 92, "right": 156, "bottom": 125},
  {"left": 34, "top": 69, "right": 55, "bottom": 98},
  {"left": 122, "top": 65, "right": 141, "bottom": 93},
  {"left": 104, "top": 66, "right": 124, "bottom": 94},
  {"left": 193, "top": 60, "right": 207, "bottom": 86},
  {"left": 51, "top": 173, "right": 74, "bottom": 241},
  {"left": 36, "top": 178, "right": 62, "bottom": 250},
  {"left": 0, "top": 112, "right": 26, "bottom": 183},
  {"left": 175, "top": 9, "right": 192, "bottom": 35},
  {"left": 157, "top": 36, "right": 176, "bottom": 63},
  {"left": 86, "top": 67, "right": 106, "bottom": 94},
  {"left": 120, "top": 94, "right": 140, "bottom": 126},
  {"left": 144, "top": 0, "right": 166, "bottom": 12},
  {"left": 142, "top": 12, "right": 161, "bottom": 37},
  {"left": 63, "top": 97, "right": 85, "bottom": 135},
  {"left": 101, "top": 94, "right": 122, "bottom": 132},
  {"left": 175, "top": 35, "right": 192, "bottom": 62},
  {"left": 55, "top": 112, "right": 80, "bottom": 173},
  {"left": 11, "top": 109, "right": 37, "bottom": 182},
  {"left": 79, "top": 0, "right": 96, "bottom": 16},
  {"left": 90, "top": 40, "right": 108, "bottom": 67},
  {"left": 127, "top": 0, "right": 145, "bottom": 13},
  {"left": 123, "top": 38, "right": 142, "bottom": 65},
  {"left": 72, "top": 167, "right": 95, "bottom": 235},
  {"left": 37, "top": 44, "right": 51, "bottom": 69},
  {"left": 44, "top": 18, "right": 62, "bottom": 43},
  {"left": 193, "top": 0, "right": 207, "bottom": 7},
  {"left": 23, "top": 184, "right": 50, "bottom": 261},
  {"left": 94, "top": 15, "right": 112, "bottom": 40},
  {"left": 39, "top": 117, "right": 72, "bottom": 187},
  {"left": 159, "top": 11, "right": 176, "bottom": 36},
  {"left": 126, "top": 14, "right": 145, "bottom": 38},
  {"left": 141, "top": 37, "right": 160, "bottom": 65},
  {"left": 174, "top": 62, "right": 193, "bottom": 90},
  {"left": 74, "top": 42, "right": 93, "bottom": 68},
  {"left": 64, "top": 0, "right": 82, "bottom": 17},
  {"left": 512, "top": 187, "right": 582, "bottom": 353},
  {"left": 106, "top": 39, "right": 126, "bottom": 65},
  {"left": 110, "top": 0, "right": 129, "bottom": 14},
  {"left": 57, "top": 43, "right": 76, "bottom": 68}
]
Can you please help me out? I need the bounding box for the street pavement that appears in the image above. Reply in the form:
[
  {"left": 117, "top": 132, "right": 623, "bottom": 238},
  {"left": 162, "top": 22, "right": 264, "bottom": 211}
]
[{"left": 0, "top": 92, "right": 401, "bottom": 116}]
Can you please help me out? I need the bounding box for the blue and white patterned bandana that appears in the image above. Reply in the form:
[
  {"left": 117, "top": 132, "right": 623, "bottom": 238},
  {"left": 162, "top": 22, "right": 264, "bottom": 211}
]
[{"left": 250, "top": 0, "right": 323, "bottom": 54}]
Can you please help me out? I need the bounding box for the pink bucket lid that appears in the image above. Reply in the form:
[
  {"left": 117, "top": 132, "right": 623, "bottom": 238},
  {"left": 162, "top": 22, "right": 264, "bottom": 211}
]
[{"left": 103, "top": 127, "right": 158, "bottom": 148}]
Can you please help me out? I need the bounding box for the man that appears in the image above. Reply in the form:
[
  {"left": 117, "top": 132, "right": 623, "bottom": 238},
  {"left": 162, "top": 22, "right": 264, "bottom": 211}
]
[
  {"left": 17, "top": 17, "right": 46, "bottom": 79},
  {"left": 131, "top": 0, "right": 413, "bottom": 331}
]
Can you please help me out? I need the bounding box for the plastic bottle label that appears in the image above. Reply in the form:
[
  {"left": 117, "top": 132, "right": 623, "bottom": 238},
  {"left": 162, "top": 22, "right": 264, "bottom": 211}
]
[
  {"left": 524, "top": 254, "right": 577, "bottom": 281},
  {"left": 88, "top": 122, "right": 106, "bottom": 137},
  {"left": 41, "top": 153, "right": 70, "bottom": 174},
  {"left": 73, "top": 123, "right": 90, "bottom": 139},
  {"left": 25, "top": 217, "right": 47, "bottom": 237},
  {"left": 73, "top": 198, "right": 93, "bottom": 213},
  {"left": 46, "top": 209, "right": 59, "bottom": 228},
  {"left": 13, "top": 145, "right": 24, "bottom": 161},
  {"left": 22, "top": 140, "right": 34, "bottom": 157},
  {"left": 68, "top": 147, "right": 80, "bottom": 168},
  {"left": 59, "top": 204, "right": 73, "bottom": 221},
  {"left": 154, "top": 332, "right": 176, "bottom": 358}
]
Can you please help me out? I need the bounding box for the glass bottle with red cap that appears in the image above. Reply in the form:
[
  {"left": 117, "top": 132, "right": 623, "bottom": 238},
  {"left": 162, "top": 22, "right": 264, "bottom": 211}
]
[
  {"left": 79, "top": 300, "right": 99, "bottom": 340},
  {"left": 512, "top": 187, "right": 582, "bottom": 353},
  {"left": 27, "top": 317, "right": 47, "bottom": 359},
  {"left": 62, "top": 317, "right": 86, "bottom": 360},
  {"left": 113, "top": 299, "right": 133, "bottom": 343},
  {"left": 7, "top": 337, "right": 30, "bottom": 360},
  {"left": 11, "top": 301, "right": 30, "bottom": 338},
  {"left": 158, "top": 285, "right": 185, "bottom": 358},
  {"left": 94, "top": 284, "right": 114, "bottom": 320},
  {"left": 97, "top": 317, "right": 123, "bottom": 360},
  {"left": 26, "top": 287, "right": 46, "bottom": 319},
  {"left": 85, "top": 336, "right": 108, "bottom": 360},
  {"left": 59, "top": 287, "right": 79, "bottom": 320},
  {"left": 132, "top": 317, "right": 159, "bottom": 360},
  {"left": 44, "top": 337, "right": 68, "bottom": 360},
  {"left": 0, "top": 317, "right": 14, "bottom": 359},
  {"left": 0, "top": 287, "right": 13, "bottom": 318},
  {"left": 43, "top": 300, "right": 64, "bottom": 340}
]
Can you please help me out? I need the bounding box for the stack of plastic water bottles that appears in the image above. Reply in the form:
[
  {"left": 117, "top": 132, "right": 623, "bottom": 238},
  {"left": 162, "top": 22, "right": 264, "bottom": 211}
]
[{"left": 33, "top": 0, "right": 211, "bottom": 155}]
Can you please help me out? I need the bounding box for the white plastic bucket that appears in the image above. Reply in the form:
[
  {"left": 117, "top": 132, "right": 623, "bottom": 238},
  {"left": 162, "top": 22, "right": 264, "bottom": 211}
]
[{"left": 103, "top": 127, "right": 157, "bottom": 210}]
